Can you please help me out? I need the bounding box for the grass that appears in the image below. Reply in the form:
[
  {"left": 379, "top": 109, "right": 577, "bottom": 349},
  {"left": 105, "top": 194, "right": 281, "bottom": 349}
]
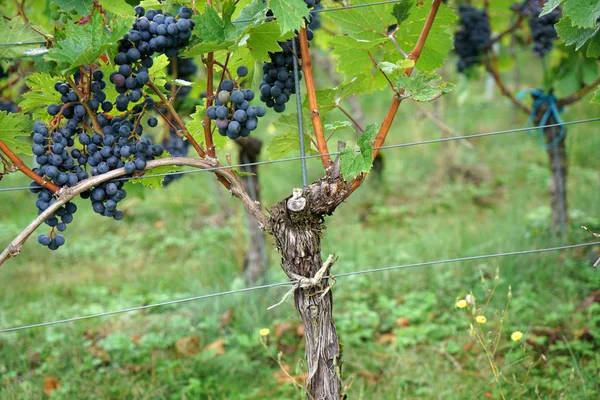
[{"left": 1, "top": 57, "right": 600, "bottom": 399}]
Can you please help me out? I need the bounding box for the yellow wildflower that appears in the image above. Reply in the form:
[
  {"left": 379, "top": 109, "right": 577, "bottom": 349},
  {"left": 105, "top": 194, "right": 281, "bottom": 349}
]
[
  {"left": 476, "top": 315, "right": 487, "bottom": 324},
  {"left": 259, "top": 328, "right": 270, "bottom": 337},
  {"left": 511, "top": 331, "right": 523, "bottom": 341},
  {"left": 456, "top": 299, "right": 468, "bottom": 308}
]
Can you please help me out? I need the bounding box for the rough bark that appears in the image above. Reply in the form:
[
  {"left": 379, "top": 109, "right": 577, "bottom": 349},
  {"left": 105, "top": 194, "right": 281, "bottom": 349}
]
[
  {"left": 236, "top": 136, "right": 268, "bottom": 283},
  {"left": 268, "top": 177, "right": 352, "bottom": 399},
  {"left": 536, "top": 109, "right": 568, "bottom": 234}
]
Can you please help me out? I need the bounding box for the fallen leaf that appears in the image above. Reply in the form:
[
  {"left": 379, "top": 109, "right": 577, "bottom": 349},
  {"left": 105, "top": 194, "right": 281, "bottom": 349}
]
[
  {"left": 28, "top": 352, "right": 41, "bottom": 368},
  {"left": 276, "top": 342, "right": 298, "bottom": 355},
  {"left": 155, "top": 220, "right": 164, "bottom": 229},
  {"left": 176, "top": 335, "right": 201, "bottom": 357},
  {"left": 131, "top": 334, "right": 142, "bottom": 345},
  {"left": 376, "top": 332, "right": 396, "bottom": 345},
  {"left": 205, "top": 338, "right": 225, "bottom": 355},
  {"left": 396, "top": 317, "right": 410, "bottom": 328},
  {"left": 358, "top": 370, "right": 379, "bottom": 384},
  {"left": 296, "top": 325, "right": 305, "bottom": 337},
  {"left": 274, "top": 322, "right": 294, "bottom": 338},
  {"left": 44, "top": 377, "right": 61, "bottom": 397},
  {"left": 87, "top": 346, "right": 110, "bottom": 363},
  {"left": 578, "top": 290, "right": 600, "bottom": 311},
  {"left": 485, "top": 392, "right": 493, "bottom": 398},
  {"left": 462, "top": 343, "right": 474, "bottom": 352},
  {"left": 219, "top": 308, "right": 233, "bottom": 328},
  {"left": 273, "top": 369, "right": 308, "bottom": 386},
  {"left": 574, "top": 328, "right": 594, "bottom": 341}
]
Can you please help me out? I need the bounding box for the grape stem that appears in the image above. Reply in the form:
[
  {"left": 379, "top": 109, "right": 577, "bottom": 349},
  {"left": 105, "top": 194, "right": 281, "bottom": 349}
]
[
  {"left": 170, "top": 56, "right": 178, "bottom": 105},
  {"left": 298, "top": 27, "right": 334, "bottom": 171},
  {"left": 558, "top": 75, "right": 600, "bottom": 107},
  {"left": 0, "top": 156, "right": 269, "bottom": 267},
  {"left": 335, "top": 104, "right": 364, "bottom": 133},
  {"left": 146, "top": 79, "right": 207, "bottom": 158},
  {"left": 487, "top": 14, "right": 523, "bottom": 48},
  {"left": 370, "top": 0, "right": 443, "bottom": 160},
  {"left": 203, "top": 51, "right": 217, "bottom": 158},
  {"left": 214, "top": 57, "right": 233, "bottom": 82},
  {"left": 368, "top": 51, "right": 396, "bottom": 91},
  {"left": 483, "top": 59, "right": 530, "bottom": 114},
  {"left": 66, "top": 76, "right": 104, "bottom": 134},
  {"left": 0, "top": 138, "right": 61, "bottom": 193}
]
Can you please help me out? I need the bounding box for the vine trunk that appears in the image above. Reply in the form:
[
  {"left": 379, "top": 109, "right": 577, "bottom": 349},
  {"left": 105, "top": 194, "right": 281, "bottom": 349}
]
[{"left": 269, "top": 177, "right": 354, "bottom": 399}]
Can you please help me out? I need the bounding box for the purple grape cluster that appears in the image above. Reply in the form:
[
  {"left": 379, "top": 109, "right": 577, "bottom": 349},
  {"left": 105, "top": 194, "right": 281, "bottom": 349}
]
[
  {"left": 454, "top": 5, "right": 491, "bottom": 72},
  {"left": 207, "top": 66, "right": 266, "bottom": 139},
  {"left": 512, "top": 1, "right": 561, "bottom": 57},
  {"left": 260, "top": 1, "right": 318, "bottom": 113},
  {"left": 30, "top": 73, "right": 165, "bottom": 249}
]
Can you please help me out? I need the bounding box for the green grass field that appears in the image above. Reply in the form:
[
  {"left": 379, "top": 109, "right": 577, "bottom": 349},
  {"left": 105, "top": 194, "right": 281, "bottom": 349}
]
[{"left": 1, "top": 60, "right": 600, "bottom": 399}]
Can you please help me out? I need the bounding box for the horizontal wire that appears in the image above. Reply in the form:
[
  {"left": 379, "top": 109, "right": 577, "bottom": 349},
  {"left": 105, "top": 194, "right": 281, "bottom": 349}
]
[
  {"left": 1, "top": 116, "right": 598, "bottom": 194},
  {"left": 1, "top": 241, "right": 598, "bottom": 334},
  {"left": 375, "top": 117, "right": 600, "bottom": 151},
  {"left": 0, "top": 40, "right": 47, "bottom": 47}
]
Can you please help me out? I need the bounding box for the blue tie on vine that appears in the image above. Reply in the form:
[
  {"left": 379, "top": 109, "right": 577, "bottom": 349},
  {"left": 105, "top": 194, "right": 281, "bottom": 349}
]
[{"left": 517, "top": 89, "right": 565, "bottom": 149}]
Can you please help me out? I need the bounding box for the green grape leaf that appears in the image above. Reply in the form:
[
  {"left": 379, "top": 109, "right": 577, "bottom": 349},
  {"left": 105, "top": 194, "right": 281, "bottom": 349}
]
[
  {"left": 563, "top": 0, "right": 600, "bottom": 28},
  {"left": 52, "top": 0, "right": 93, "bottom": 15},
  {"left": 0, "top": 17, "right": 47, "bottom": 60},
  {"left": 339, "top": 123, "right": 378, "bottom": 179},
  {"left": 540, "top": 0, "right": 564, "bottom": 17},
  {"left": 329, "top": 0, "right": 455, "bottom": 73},
  {"left": 241, "top": 22, "right": 295, "bottom": 62},
  {"left": 149, "top": 54, "right": 169, "bottom": 79},
  {"left": 186, "top": 105, "right": 227, "bottom": 150},
  {"left": 266, "top": 132, "right": 315, "bottom": 160},
  {"left": 305, "top": 78, "right": 370, "bottom": 115},
  {"left": 186, "top": 5, "right": 236, "bottom": 56},
  {"left": 397, "top": 72, "right": 454, "bottom": 102},
  {"left": 139, "top": 0, "right": 163, "bottom": 9},
  {"left": 267, "top": 113, "right": 316, "bottom": 160},
  {"left": 378, "top": 60, "right": 416, "bottom": 75},
  {"left": 555, "top": 17, "right": 599, "bottom": 50},
  {"left": 235, "top": 0, "right": 268, "bottom": 32},
  {"left": 99, "top": 0, "right": 135, "bottom": 15},
  {"left": 130, "top": 156, "right": 183, "bottom": 189},
  {"left": 325, "top": 121, "right": 354, "bottom": 133},
  {"left": 268, "top": 0, "right": 309, "bottom": 34},
  {"left": 586, "top": 31, "right": 600, "bottom": 57},
  {"left": 591, "top": 85, "right": 600, "bottom": 103},
  {"left": 46, "top": 11, "right": 132, "bottom": 71},
  {"left": 18, "top": 73, "right": 62, "bottom": 121},
  {"left": 0, "top": 112, "right": 34, "bottom": 156},
  {"left": 313, "top": 88, "right": 340, "bottom": 114},
  {"left": 330, "top": 36, "right": 387, "bottom": 78},
  {"left": 392, "top": 0, "right": 414, "bottom": 25},
  {"left": 395, "top": 2, "right": 456, "bottom": 72}
]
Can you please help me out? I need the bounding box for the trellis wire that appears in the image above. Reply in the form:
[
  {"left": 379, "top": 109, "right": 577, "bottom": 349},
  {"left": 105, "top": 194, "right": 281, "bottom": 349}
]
[
  {"left": 291, "top": 35, "right": 308, "bottom": 187},
  {"left": 2, "top": 117, "right": 599, "bottom": 193},
  {"left": 1, "top": 241, "right": 597, "bottom": 334}
]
